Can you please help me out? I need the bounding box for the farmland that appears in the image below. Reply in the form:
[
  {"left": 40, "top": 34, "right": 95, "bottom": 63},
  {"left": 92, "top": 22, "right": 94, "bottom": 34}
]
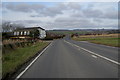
[{"left": 72, "top": 34, "right": 120, "bottom": 47}]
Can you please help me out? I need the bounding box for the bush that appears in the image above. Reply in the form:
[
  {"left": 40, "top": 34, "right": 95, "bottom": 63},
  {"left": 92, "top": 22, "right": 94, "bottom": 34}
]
[{"left": 2, "top": 41, "right": 34, "bottom": 54}]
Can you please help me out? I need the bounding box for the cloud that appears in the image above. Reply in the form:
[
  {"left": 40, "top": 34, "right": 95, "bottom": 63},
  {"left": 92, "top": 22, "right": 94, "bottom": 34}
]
[
  {"left": 3, "top": 3, "right": 45, "bottom": 13},
  {"left": 30, "top": 15, "right": 41, "bottom": 17},
  {"left": 54, "top": 18, "right": 117, "bottom": 29},
  {"left": 40, "top": 6, "right": 63, "bottom": 17},
  {"left": 70, "top": 4, "right": 118, "bottom": 19},
  {"left": 13, "top": 20, "right": 42, "bottom": 25},
  {"left": 102, "top": 10, "right": 118, "bottom": 19},
  {"left": 67, "top": 2, "right": 81, "bottom": 10},
  {"left": 2, "top": 0, "right": 119, "bottom": 2},
  {"left": 3, "top": 3, "right": 64, "bottom": 17},
  {"left": 2, "top": 2, "right": 118, "bottom": 29},
  {"left": 3, "top": 2, "right": 82, "bottom": 17},
  {"left": 83, "top": 9, "right": 103, "bottom": 18}
]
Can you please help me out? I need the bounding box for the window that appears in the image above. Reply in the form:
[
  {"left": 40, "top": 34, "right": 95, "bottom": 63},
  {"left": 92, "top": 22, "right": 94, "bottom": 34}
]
[
  {"left": 17, "top": 32, "right": 19, "bottom": 35},
  {"left": 24, "top": 31, "right": 27, "bottom": 35},
  {"left": 27, "top": 31, "right": 30, "bottom": 35},
  {"left": 21, "top": 31, "right": 23, "bottom": 35},
  {"left": 14, "top": 32, "right": 17, "bottom": 35}
]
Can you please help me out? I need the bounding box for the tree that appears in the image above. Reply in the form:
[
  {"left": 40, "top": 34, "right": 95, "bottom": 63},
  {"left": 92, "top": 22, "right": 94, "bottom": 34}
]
[{"left": 2, "top": 21, "right": 25, "bottom": 32}]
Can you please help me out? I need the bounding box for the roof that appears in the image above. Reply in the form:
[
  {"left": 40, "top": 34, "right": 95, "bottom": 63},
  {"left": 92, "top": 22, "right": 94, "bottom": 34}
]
[{"left": 14, "top": 27, "right": 45, "bottom": 31}]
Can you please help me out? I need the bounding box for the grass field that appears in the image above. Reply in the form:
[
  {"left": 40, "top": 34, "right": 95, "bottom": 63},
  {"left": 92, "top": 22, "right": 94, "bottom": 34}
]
[
  {"left": 2, "top": 41, "right": 50, "bottom": 78},
  {"left": 48, "top": 30, "right": 88, "bottom": 35},
  {"left": 72, "top": 34, "right": 120, "bottom": 47}
]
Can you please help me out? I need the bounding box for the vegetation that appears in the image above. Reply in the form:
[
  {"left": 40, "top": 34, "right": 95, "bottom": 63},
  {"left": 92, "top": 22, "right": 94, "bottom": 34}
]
[
  {"left": 48, "top": 29, "right": 120, "bottom": 35},
  {"left": 45, "top": 31, "right": 65, "bottom": 40},
  {"left": 2, "top": 21, "right": 25, "bottom": 32},
  {"left": 72, "top": 34, "right": 120, "bottom": 47},
  {"left": 47, "top": 30, "right": 88, "bottom": 35},
  {"left": 2, "top": 41, "right": 50, "bottom": 78}
]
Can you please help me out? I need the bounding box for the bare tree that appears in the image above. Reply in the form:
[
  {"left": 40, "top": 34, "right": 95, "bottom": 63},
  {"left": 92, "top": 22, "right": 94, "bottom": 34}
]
[{"left": 2, "top": 21, "right": 25, "bottom": 32}]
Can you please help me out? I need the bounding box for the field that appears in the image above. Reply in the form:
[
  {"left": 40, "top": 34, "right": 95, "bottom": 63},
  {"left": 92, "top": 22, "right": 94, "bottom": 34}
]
[
  {"left": 47, "top": 30, "right": 88, "bottom": 35},
  {"left": 72, "top": 34, "right": 120, "bottom": 47},
  {"left": 2, "top": 41, "right": 50, "bottom": 78}
]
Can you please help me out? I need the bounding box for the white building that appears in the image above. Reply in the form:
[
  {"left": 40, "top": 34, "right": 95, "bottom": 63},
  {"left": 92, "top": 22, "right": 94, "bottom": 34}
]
[{"left": 12, "top": 27, "right": 46, "bottom": 39}]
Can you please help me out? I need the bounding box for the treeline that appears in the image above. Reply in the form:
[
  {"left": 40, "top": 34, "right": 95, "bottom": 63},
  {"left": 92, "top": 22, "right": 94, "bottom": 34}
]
[
  {"left": 44, "top": 31, "right": 65, "bottom": 40},
  {"left": 71, "top": 29, "right": 120, "bottom": 37}
]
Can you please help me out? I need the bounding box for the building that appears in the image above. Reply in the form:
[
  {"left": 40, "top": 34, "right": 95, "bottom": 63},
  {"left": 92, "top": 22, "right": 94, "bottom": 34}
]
[{"left": 11, "top": 27, "right": 46, "bottom": 39}]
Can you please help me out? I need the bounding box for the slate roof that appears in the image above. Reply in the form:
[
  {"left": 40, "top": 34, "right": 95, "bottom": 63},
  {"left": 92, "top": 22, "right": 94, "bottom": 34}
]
[{"left": 14, "top": 27, "right": 45, "bottom": 31}]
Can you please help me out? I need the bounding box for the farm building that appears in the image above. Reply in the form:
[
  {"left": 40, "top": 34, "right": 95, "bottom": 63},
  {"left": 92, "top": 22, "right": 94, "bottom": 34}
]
[{"left": 10, "top": 27, "right": 46, "bottom": 39}]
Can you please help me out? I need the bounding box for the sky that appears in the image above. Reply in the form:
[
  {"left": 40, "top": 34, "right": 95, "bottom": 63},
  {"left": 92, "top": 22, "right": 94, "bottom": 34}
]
[
  {"left": 1, "top": 2, "right": 119, "bottom": 30},
  {"left": 2, "top": 0, "right": 119, "bottom": 2}
]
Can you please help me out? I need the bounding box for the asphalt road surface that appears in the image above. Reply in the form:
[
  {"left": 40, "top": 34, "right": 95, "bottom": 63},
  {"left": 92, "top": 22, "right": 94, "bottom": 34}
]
[{"left": 20, "top": 38, "right": 119, "bottom": 78}]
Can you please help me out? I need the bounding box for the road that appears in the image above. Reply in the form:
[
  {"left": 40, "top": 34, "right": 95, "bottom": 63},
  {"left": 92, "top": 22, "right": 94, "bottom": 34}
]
[{"left": 19, "top": 38, "right": 119, "bottom": 78}]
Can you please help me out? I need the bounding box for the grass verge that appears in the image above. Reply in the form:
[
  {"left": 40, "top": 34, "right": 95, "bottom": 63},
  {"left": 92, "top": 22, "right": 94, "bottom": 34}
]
[
  {"left": 2, "top": 41, "right": 50, "bottom": 78},
  {"left": 72, "top": 34, "right": 120, "bottom": 47}
]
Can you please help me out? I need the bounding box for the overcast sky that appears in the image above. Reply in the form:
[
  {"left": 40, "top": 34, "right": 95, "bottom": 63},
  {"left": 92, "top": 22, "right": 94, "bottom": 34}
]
[{"left": 1, "top": 2, "right": 118, "bottom": 30}]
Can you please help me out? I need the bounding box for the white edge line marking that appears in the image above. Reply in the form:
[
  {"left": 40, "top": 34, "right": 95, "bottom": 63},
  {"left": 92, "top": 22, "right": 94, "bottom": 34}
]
[
  {"left": 15, "top": 42, "right": 53, "bottom": 80},
  {"left": 64, "top": 40, "right": 120, "bottom": 65}
]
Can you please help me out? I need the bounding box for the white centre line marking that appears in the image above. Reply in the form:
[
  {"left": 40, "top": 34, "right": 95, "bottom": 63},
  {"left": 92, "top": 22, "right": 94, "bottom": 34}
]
[
  {"left": 92, "top": 55, "right": 98, "bottom": 58},
  {"left": 15, "top": 42, "right": 53, "bottom": 80},
  {"left": 64, "top": 40, "right": 120, "bottom": 65},
  {"left": 78, "top": 48, "right": 81, "bottom": 50}
]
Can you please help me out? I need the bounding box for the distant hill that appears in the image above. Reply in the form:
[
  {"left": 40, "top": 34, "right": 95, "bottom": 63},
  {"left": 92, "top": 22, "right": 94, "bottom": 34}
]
[{"left": 47, "top": 29, "right": 120, "bottom": 35}]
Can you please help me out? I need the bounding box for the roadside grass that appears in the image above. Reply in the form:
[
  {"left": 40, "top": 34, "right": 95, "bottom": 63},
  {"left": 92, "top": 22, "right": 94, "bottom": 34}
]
[
  {"left": 72, "top": 34, "right": 120, "bottom": 47},
  {"left": 2, "top": 41, "right": 50, "bottom": 78}
]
